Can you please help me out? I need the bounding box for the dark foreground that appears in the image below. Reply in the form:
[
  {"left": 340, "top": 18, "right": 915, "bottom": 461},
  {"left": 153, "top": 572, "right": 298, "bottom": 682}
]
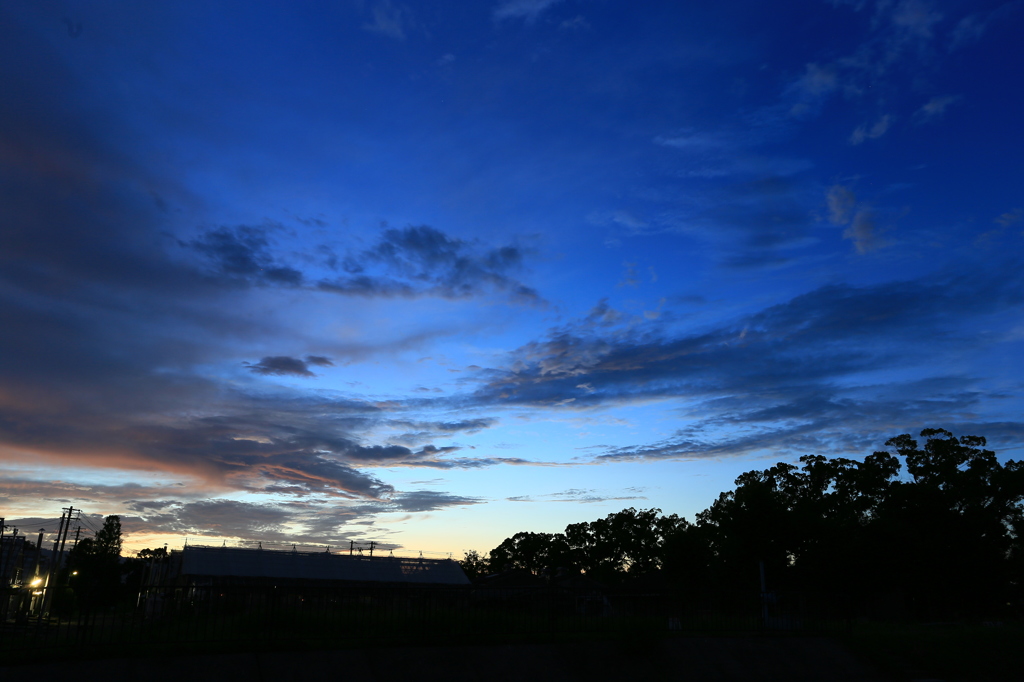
[
  {"left": 3, "top": 636, "right": 881, "bottom": 682},
  {"left": 8, "top": 626, "right": 1024, "bottom": 681}
]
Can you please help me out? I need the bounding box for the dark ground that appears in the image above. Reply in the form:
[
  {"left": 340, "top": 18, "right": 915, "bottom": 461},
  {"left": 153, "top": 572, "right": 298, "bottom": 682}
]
[{"left": 3, "top": 636, "right": 885, "bottom": 681}]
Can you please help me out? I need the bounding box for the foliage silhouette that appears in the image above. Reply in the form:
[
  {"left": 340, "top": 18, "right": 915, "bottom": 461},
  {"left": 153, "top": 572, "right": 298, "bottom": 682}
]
[
  {"left": 136, "top": 546, "right": 168, "bottom": 561},
  {"left": 67, "top": 515, "right": 124, "bottom": 609},
  {"left": 458, "top": 549, "right": 489, "bottom": 581},
  {"left": 481, "top": 429, "right": 1024, "bottom": 618}
]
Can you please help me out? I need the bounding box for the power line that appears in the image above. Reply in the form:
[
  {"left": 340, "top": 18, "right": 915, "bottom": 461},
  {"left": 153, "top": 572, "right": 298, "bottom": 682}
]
[{"left": 77, "top": 514, "right": 101, "bottom": 534}]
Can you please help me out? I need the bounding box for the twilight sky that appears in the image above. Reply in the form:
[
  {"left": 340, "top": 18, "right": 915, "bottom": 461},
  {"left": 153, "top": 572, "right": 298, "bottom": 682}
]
[{"left": 2, "top": 0, "right": 1022, "bottom": 555}]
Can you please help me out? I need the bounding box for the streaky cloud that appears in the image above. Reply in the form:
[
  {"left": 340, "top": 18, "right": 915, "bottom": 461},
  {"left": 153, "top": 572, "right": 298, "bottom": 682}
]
[
  {"left": 494, "top": 0, "right": 564, "bottom": 22},
  {"left": 460, "top": 261, "right": 1024, "bottom": 461},
  {"left": 187, "top": 225, "right": 303, "bottom": 286},
  {"left": 245, "top": 356, "right": 319, "bottom": 377}
]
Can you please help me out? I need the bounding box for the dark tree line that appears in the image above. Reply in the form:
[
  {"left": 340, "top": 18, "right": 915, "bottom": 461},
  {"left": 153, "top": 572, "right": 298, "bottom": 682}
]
[
  {"left": 52, "top": 515, "right": 123, "bottom": 612},
  {"left": 464, "top": 430, "right": 1024, "bottom": 619},
  {"left": 481, "top": 507, "right": 686, "bottom": 585},
  {"left": 58, "top": 515, "right": 170, "bottom": 612}
]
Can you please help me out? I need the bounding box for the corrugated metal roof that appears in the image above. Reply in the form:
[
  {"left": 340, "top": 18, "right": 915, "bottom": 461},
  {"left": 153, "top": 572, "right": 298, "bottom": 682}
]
[{"left": 179, "top": 546, "right": 469, "bottom": 585}]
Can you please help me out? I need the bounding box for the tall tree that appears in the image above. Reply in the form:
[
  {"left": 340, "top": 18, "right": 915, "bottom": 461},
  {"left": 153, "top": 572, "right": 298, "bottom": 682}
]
[
  {"left": 565, "top": 508, "right": 685, "bottom": 581},
  {"left": 691, "top": 429, "right": 1022, "bottom": 616},
  {"left": 68, "top": 515, "right": 125, "bottom": 609},
  {"left": 489, "top": 508, "right": 686, "bottom": 584},
  {"left": 872, "top": 429, "right": 1024, "bottom": 616},
  {"left": 489, "top": 532, "right": 572, "bottom": 575},
  {"left": 94, "top": 515, "right": 122, "bottom": 558},
  {"left": 482, "top": 429, "right": 1022, "bottom": 618}
]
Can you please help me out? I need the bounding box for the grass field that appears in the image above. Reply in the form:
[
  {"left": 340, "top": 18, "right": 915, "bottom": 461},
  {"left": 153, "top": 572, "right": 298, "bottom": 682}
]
[{"left": 839, "top": 621, "right": 1024, "bottom": 681}]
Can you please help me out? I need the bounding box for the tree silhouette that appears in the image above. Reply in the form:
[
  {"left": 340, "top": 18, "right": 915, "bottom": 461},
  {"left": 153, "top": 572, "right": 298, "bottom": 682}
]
[
  {"left": 137, "top": 547, "right": 167, "bottom": 561},
  {"left": 565, "top": 507, "right": 685, "bottom": 582},
  {"left": 68, "top": 515, "right": 124, "bottom": 609},
  {"left": 94, "top": 515, "right": 122, "bottom": 557},
  {"left": 871, "top": 430, "right": 1024, "bottom": 616},
  {"left": 483, "top": 429, "right": 1023, "bottom": 618},
  {"left": 488, "top": 508, "right": 684, "bottom": 584},
  {"left": 489, "top": 531, "right": 572, "bottom": 575},
  {"left": 458, "top": 549, "right": 490, "bottom": 581}
]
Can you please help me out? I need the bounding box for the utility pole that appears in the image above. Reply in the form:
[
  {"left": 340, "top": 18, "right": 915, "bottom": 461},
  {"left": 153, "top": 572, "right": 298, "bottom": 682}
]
[
  {"left": 42, "top": 507, "right": 76, "bottom": 616},
  {"left": 53, "top": 507, "right": 76, "bottom": 571},
  {"left": 0, "top": 529, "right": 23, "bottom": 589},
  {"left": 0, "top": 527, "right": 14, "bottom": 586},
  {"left": 0, "top": 518, "right": 6, "bottom": 586},
  {"left": 47, "top": 513, "right": 66, "bottom": 580},
  {"left": 27, "top": 529, "right": 45, "bottom": 616},
  {"left": 42, "top": 511, "right": 66, "bottom": 615},
  {"left": 32, "top": 529, "right": 44, "bottom": 579},
  {"left": 11, "top": 531, "right": 24, "bottom": 585},
  {"left": 369, "top": 541, "right": 375, "bottom": 557}
]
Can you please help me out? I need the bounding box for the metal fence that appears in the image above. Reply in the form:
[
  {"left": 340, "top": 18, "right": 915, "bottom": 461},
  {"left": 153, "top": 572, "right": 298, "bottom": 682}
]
[{"left": 0, "top": 584, "right": 851, "bottom": 662}]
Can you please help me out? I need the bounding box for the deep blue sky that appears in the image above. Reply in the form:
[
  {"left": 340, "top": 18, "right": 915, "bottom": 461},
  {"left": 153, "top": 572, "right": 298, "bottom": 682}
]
[{"left": 2, "top": 0, "right": 1022, "bottom": 554}]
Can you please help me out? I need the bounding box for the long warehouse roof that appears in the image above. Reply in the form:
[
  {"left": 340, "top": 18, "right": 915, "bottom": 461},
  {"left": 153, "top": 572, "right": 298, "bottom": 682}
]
[{"left": 179, "top": 546, "right": 469, "bottom": 585}]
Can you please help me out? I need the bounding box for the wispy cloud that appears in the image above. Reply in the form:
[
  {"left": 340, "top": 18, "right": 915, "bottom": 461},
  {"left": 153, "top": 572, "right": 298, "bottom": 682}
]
[
  {"left": 827, "top": 185, "right": 858, "bottom": 225},
  {"left": 494, "top": 0, "right": 565, "bottom": 22},
  {"left": 350, "top": 490, "right": 482, "bottom": 514},
  {"left": 826, "top": 184, "right": 887, "bottom": 254},
  {"left": 362, "top": 0, "right": 413, "bottom": 40},
  {"left": 636, "top": 133, "right": 819, "bottom": 266},
  {"left": 776, "top": 0, "right": 994, "bottom": 145},
  {"left": 505, "top": 488, "right": 647, "bottom": 504},
  {"left": 317, "top": 225, "right": 544, "bottom": 305},
  {"left": 0, "top": 120, "right": 535, "bottom": 505},
  {"left": 889, "top": 0, "right": 943, "bottom": 40},
  {"left": 787, "top": 63, "right": 840, "bottom": 117},
  {"left": 995, "top": 208, "right": 1023, "bottom": 228},
  {"left": 915, "top": 94, "right": 960, "bottom": 121},
  {"left": 184, "top": 223, "right": 542, "bottom": 305},
  {"left": 461, "top": 262, "right": 1024, "bottom": 461},
  {"left": 245, "top": 355, "right": 334, "bottom": 377},
  {"left": 560, "top": 15, "right": 590, "bottom": 30},
  {"left": 843, "top": 208, "right": 883, "bottom": 254},
  {"left": 115, "top": 493, "right": 478, "bottom": 545},
  {"left": 949, "top": 1, "right": 1022, "bottom": 50},
  {"left": 186, "top": 225, "right": 303, "bottom": 286},
  {"left": 850, "top": 114, "right": 893, "bottom": 144}
]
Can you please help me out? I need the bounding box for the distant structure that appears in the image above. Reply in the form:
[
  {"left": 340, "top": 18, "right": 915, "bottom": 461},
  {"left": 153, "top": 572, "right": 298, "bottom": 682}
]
[{"left": 161, "top": 545, "right": 469, "bottom": 587}]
